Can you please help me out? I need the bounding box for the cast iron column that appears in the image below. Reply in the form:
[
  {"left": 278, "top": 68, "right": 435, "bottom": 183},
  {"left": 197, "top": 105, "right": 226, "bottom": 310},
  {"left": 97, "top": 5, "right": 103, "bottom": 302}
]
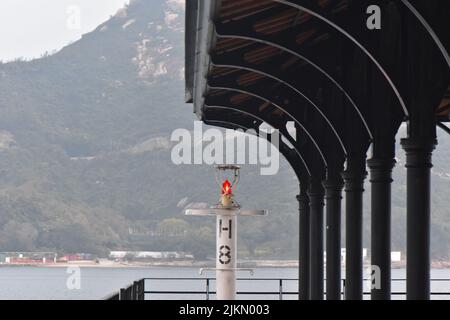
[
  {"left": 308, "top": 178, "right": 325, "bottom": 300},
  {"left": 367, "top": 157, "right": 395, "bottom": 300},
  {"left": 342, "top": 156, "right": 367, "bottom": 300},
  {"left": 401, "top": 138, "right": 436, "bottom": 300},
  {"left": 323, "top": 177, "right": 344, "bottom": 300},
  {"left": 298, "top": 183, "right": 310, "bottom": 300}
]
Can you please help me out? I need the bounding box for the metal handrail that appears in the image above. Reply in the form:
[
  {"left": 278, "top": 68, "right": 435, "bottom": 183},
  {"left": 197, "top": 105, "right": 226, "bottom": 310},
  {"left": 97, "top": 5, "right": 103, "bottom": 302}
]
[
  {"left": 104, "top": 279, "right": 145, "bottom": 300},
  {"left": 343, "top": 278, "right": 450, "bottom": 298},
  {"left": 142, "top": 277, "right": 298, "bottom": 300},
  {"left": 142, "top": 277, "right": 298, "bottom": 280},
  {"left": 141, "top": 277, "right": 450, "bottom": 281},
  {"left": 105, "top": 277, "right": 450, "bottom": 300}
]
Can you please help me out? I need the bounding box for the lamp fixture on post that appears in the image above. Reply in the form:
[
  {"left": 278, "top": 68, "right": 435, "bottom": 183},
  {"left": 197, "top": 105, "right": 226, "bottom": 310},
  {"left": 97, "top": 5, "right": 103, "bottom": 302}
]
[{"left": 185, "top": 165, "right": 267, "bottom": 300}]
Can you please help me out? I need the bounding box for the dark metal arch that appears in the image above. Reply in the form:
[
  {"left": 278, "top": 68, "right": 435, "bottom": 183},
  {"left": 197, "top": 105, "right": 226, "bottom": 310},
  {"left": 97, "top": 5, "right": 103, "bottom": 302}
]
[
  {"left": 204, "top": 105, "right": 312, "bottom": 176},
  {"left": 210, "top": 61, "right": 349, "bottom": 155},
  {"left": 401, "top": 0, "right": 450, "bottom": 68},
  {"left": 204, "top": 118, "right": 310, "bottom": 179},
  {"left": 205, "top": 104, "right": 308, "bottom": 165},
  {"left": 273, "top": 0, "right": 409, "bottom": 117},
  {"left": 213, "top": 27, "right": 375, "bottom": 139},
  {"left": 437, "top": 122, "right": 450, "bottom": 136},
  {"left": 207, "top": 85, "right": 329, "bottom": 167},
  {"left": 205, "top": 119, "right": 251, "bottom": 132}
]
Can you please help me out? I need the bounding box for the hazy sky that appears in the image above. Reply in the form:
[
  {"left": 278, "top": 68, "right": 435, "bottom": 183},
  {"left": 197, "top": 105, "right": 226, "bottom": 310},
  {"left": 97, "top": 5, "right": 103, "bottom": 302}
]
[{"left": 0, "top": 0, "right": 130, "bottom": 62}]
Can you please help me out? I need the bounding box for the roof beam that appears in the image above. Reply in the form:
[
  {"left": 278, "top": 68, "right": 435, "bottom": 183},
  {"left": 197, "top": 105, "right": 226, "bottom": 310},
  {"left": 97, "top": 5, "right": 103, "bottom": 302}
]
[
  {"left": 190, "top": 0, "right": 221, "bottom": 115},
  {"left": 400, "top": 0, "right": 450, "bottom": 68},
  {"left": 205, "top": 86, "right": 329, "bottom": 168},
  {"left": 214, "top": 22, "right": 374, "bottom": 139},
  {"left": 203, "top": 117, "right": 308, "bottom": 179},
  {"left": 204, "top": 106, "right": 312, "bottom": 176},
  {"left": 273, "top": 0, "right": 409, "bottom": 117},
  {"left": 437, "top": 122, "right": 450, "bottom": 136},
  {"left": 209, "top": 59, "right": 350, "bottom": 154}
]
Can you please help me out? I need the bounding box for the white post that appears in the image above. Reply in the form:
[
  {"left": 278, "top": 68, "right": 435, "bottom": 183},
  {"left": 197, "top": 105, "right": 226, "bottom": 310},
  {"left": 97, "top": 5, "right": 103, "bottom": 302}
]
[
  {"left": 185, "top": 165, "right": 266, "bottom": 300},
  {"left": 216, "top": 213, "right": 237, "bottom": 300}
]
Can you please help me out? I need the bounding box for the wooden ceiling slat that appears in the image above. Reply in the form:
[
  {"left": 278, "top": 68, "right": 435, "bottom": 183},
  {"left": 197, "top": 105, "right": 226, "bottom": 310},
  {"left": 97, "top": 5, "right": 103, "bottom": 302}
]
[
  {"left": 259, "top": 101, "right": 272, "bottom": 113},
  {"left": 332, "top": 0, "right": 350, "bottom": 14},
  {"left": 256, "top": 20, "right": 296, "bottom": 35},
  {"left": 237, "top": 72, "right": 266, "bottom": 86},
  {"left": 318, "top": 0, "right": 331, "bottom": 9},
  {"left": 435, "top": 85, "right": 449, "bottom": 117},
  {"left": 208, "top": 89, "right": 227, "bottom": 97},
  {"left": 220, "top": 0, "right": 274, "bottom": 19},
  {"left": 212, "top": 0, "right": 337, "bottom": 109},
  {"left": 312, "top": 33, "right": 331, "bottom": 44},
  {"left": 221, "top": 0, "right": 259, "bottom": 11},
  {"left": 211, "top": 67, "right": 239, "bottom": 78},
  {"left": 230, "top": 93, "right": 252, "bottom": 105},
  {"left": 296, "top": 29, "right": 317, "bottom": 45},
  {"left": 253, "top": 10, "right": 298, "bottom": 30},
  {"left": 281, "top": 56, "right": 300, "bottom": 70},
  {"left": 244, "top": 46, "right": 280, "bottom": 63},
  {"left": 227, "top": 5, "right": 279, "bottom": 22},
  {"left": 221, "top": 42, "right": 254, "bottom": 53},
  {"left": 215, "top": 38, "right": 251, "bottom": 52},
  {"left": 437, "top": 99, "right": 450, "bottom": 116}
]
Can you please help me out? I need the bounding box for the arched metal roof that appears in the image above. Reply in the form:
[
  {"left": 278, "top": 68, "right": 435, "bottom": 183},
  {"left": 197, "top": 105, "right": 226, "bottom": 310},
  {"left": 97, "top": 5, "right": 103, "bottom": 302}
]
[{"left": 185, "top": 0, "right": 450, "bottom": 159}]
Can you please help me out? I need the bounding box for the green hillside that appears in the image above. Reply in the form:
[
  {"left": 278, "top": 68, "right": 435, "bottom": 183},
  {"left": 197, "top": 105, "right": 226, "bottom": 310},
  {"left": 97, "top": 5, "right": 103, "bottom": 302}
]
[{"left": 0, "top": 0, "right": 448, "bottom": 259}]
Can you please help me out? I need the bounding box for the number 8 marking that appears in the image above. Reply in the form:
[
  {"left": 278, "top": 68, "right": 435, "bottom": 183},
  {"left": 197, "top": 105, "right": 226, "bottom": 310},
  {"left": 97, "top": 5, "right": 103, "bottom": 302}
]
[{"left": 219, "top": 245, "right": 231, "bottom": 264}]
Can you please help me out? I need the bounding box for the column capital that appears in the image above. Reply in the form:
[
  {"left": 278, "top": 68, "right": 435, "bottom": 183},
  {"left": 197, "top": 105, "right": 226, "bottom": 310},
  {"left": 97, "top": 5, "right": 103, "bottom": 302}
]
[
  {"left": 296, "top": 193, "right": 309, "bottom": 202},
  {"left": 307, "top": 179, "right": 324, "bottom": 207},
  {"left": 299, "top": 181, "right": 309, "bottom": 197},
  {"left": 401, "top": 138, "right": 437, "bottom": 169},
  {"left": 341, "top": 170, "right": 367, "bottom": 192},
  {"left": 401, "top": 138, "right": 437, "bottom": 152},
  {"left": 322, "top": 178, "right": 344, "bottom": 189},
  {"left": 322, "top": 178, "right": 344, "bottom": 200},
  {"left": 296, "top": 194, "right": 310, "bottom": 213},
  {"left": 367, "top": 158, "right": 396, "bottom": 169},
  {"left": 367, "top": 158, "right": 396, "bottom": 183}
]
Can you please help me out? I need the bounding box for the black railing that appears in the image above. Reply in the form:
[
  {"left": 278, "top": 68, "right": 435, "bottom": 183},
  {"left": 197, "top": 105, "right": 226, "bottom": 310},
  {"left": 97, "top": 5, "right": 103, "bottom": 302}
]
[
  {"left": 105, "top": 277, "right": 298, "bottom": 300},
  {"left": 105, "top": 277, "right": 450, "bottom": 300},
  {"left": 104, "top": 279, "right": 145, "bottom": 300},
  {"left": 142, "top": 277, "right": 299, "bottom": 300},
  {"left": 343, "top": 278, "right": 450, "bottom": 299}
]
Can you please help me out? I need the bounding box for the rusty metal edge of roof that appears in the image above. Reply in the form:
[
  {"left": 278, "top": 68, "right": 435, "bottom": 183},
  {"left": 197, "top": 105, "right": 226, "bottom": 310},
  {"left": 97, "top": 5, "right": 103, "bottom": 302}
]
[
  {"left": 185, "top": 0, "right": 222, "bottom": 120},
  {"left": 185, "top": 0, "right": 198, "bottom": 104}
]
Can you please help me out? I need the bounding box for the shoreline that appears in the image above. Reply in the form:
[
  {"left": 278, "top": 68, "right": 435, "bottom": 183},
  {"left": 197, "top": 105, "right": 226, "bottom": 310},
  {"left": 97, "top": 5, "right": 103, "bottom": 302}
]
[
  {"left": 0, "top": 260, "right": 298, "bottom": 269},
  {"left": 1, "top": 259, "right": 450, "bottom": 269}
]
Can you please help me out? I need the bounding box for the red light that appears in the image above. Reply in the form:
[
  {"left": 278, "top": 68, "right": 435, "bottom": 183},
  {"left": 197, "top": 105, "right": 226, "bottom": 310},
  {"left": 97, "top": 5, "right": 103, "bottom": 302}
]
[{"left": 222, "top": 180, "right": 232, "bottom": 195}]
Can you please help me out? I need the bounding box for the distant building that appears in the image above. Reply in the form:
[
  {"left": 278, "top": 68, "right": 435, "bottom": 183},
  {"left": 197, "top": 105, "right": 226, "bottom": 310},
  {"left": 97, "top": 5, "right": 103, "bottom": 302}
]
[
  {"left": 0, "top": 252, "right": 57, "bottom": 265},
  {"left": 58, "top": 253, "right": 95, "bottom": 262},
  {"left": 109, "top": 251, "right": 128, "bottom": 259},
  {"left": 109, "top": 251, "right": 192, "bottom": 260},
  {"left": 391, "top": 251, "right": 402, "bottom": 262}
]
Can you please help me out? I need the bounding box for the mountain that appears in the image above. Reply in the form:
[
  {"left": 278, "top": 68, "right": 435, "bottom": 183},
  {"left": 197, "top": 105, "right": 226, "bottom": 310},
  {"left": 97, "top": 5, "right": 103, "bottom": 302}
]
[{"left": 0, "top": 0, "right": 448, "bottom": 259}]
